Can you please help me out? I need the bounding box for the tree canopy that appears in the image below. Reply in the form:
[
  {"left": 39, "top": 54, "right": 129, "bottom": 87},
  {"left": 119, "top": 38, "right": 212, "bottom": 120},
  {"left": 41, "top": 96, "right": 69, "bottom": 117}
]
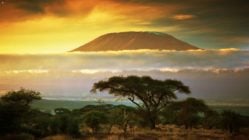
[
  {"left": 1, "top": 88, "right": 41, "bottom": 106},
  {"left": 169, "top": 98, "right": 209, "bottom": 129}
]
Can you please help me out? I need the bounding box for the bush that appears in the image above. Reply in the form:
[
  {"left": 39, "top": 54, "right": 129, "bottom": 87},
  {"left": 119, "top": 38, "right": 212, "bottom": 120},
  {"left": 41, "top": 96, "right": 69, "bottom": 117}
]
[
  {"left": 221, "top": 110, "right": 242, "bottom": 133},
  {"left": 202, "top": 109, "right": 221, "bottom": 129},
  {"left": 50, "top": 111, "right": 81, "bottom": 137},
  {"left": 109, "top": 105, "right": 138, "bottom": 134},
  {"left": 83, "top": 111, "right": 108, "bottom": 134},
  {"left": 161, "top": 98, "right": 208, "bottom": 129},
  {"left": 0, "top": 89, "right": 41, "bottom": 135}
]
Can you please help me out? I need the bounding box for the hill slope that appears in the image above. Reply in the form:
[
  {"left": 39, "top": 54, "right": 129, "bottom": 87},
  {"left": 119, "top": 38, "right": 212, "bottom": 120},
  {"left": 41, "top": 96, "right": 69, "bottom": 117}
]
[{"left": 71, "top": 31, "right": 199, "bottom": 52}]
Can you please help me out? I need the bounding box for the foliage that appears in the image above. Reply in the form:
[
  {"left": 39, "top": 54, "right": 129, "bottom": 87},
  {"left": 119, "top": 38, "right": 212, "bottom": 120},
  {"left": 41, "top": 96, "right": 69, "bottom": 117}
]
[
  {"left": 50, "top": 108, "right": 81, "bottom": 137},
  {"left": 83, "top": 111, "right": 108, "bottom": 134},
  {"left": 162, "top": 98, "right": 208, "bottom": 129},
  {"left": 160, "top": 105, "right": 178, "bottom": 124},
  {"left": 1, "top": 88, "right": 41, "bottom": 106},
  {"left": 0, "top": 89, "right": 41, "bottom": 135},
  {"left": 202, "top": 109, "right": 221, "bottom": 129},
  {"left": 220, "top": 110, "right": 242, "bottom": 133},
  {"left": 109, "top": 105, "right": 138, "bottom": 134},
  {"left": 22, "top": 109, "right": 52, "bottom": 137}
]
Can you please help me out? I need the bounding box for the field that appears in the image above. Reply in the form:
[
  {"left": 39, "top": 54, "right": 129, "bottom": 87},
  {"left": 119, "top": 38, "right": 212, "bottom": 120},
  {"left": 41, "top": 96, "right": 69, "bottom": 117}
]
[
  {"left": 31, "top": 99, "right": 249, "bottom": 116},
  {"left": 42, "top": 125, "right": 249, "bottom": 140}
]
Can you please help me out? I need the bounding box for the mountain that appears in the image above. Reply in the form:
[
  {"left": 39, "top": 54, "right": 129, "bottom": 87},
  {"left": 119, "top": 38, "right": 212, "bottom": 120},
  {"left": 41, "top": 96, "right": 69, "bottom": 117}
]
[{"left": 71, "top": 31, "right": 199, "bottom": 52}]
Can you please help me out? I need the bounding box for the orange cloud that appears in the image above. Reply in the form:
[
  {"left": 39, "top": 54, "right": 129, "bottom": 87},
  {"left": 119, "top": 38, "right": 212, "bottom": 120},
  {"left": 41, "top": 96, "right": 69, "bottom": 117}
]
[
  {"left": 0, "top": 0, "right": 248, "bottom": 53},
  {"left": 172, "top": 14, "right": 196, "bottom": 20},
  {"left": 0, "top": 0, "right": 184, "bottom": 54},
  {"left": 0, "top": 0, "right": 182, "bottom": 23}
]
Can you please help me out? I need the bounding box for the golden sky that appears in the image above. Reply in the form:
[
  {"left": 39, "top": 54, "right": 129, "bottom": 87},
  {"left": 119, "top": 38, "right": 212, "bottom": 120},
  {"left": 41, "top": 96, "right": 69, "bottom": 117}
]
[{"left": 0, "top": 0, "right": 248, "bottom": 53}]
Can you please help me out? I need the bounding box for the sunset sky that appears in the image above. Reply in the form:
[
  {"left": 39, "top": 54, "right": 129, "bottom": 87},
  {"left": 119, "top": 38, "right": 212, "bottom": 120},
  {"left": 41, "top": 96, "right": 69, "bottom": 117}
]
[
  {"left": 0, "top": 0, "right": 249, "bottom": 103},
  {"left": 0, "top": 0, "right": 249, "bottom": 54}
]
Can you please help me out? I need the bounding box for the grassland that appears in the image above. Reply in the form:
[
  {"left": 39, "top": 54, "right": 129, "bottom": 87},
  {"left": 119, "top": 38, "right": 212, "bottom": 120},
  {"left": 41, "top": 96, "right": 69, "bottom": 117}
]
[
  {"left": 42, "top": 125, "right": 249, "bottom": 140},
  {"left": 31, "top": 99, "right": 249, "bottom": 116}
]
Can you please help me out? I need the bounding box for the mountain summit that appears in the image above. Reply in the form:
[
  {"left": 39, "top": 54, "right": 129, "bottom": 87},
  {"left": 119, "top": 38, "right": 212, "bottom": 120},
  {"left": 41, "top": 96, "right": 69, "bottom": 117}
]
[{"left": 71, "top": 32, "right": 199, "bottom": 52}]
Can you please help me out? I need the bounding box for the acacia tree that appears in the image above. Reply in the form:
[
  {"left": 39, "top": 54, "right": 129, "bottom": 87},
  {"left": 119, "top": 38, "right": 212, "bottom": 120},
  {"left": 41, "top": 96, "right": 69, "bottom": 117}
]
[
  {"left": 0, "top": 88, "right": 41, "bottom": 134},
  {"left": 1, "top": 88, "right": 41, "bottom": 106},
  {"left": 171, "top": 98, "right": 208, "bottom": 129},
  {"left": 91, "top": 75, "right": 190, "bottom": 129}
]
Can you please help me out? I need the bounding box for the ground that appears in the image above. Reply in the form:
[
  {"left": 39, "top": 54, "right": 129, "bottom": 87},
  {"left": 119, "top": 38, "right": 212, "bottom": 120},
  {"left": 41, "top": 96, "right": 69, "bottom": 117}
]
[{"left": 42, "top": 125, "right": 249, "bottom": 140}]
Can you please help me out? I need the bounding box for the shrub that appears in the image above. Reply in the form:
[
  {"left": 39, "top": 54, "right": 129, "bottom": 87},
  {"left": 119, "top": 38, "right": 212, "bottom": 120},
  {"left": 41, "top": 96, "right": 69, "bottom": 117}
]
[{"left": 83, "top": 111, "right": 108, "bottom": 134}]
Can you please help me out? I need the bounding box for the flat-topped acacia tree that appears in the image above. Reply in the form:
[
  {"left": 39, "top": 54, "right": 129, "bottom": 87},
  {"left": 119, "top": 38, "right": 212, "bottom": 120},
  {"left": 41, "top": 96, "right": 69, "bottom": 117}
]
[{"left": 91, "top": 75, "right": 190, "bottom": 129}]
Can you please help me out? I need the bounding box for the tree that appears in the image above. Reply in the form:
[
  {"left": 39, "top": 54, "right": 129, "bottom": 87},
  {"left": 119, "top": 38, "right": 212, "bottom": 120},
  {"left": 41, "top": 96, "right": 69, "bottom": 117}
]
[
  {"left": 221, "top": 110, "right": 242, "bottom": 134},
  {"left": 1, "top": 88, "right": 41, "bottom": 106},
  {"left": 51, "top": 108, "right": 81, "bottom": 137},
  {"left": 83, "top": 111, "right": 108, "bottom": 134},
  {"left": 171, "top": 98, "right": 208, "bottom": 129},
  {"left": 160, "top": 104, "right": 178, "bottom": 124},
  {"left": 202, "top": 109, "right": 221, "bottom": 129},
  {"left": 91, "top": 75, "right": 190, "bottom": 129},
  {"left": 0, "top": 89, "right": 41, "bottom": 134},
  {"left": 109, "top": 105, "right": 138, "bottom": 134},
  {"left": 24, "top": 109, "right": 53, "bottom": 137}
]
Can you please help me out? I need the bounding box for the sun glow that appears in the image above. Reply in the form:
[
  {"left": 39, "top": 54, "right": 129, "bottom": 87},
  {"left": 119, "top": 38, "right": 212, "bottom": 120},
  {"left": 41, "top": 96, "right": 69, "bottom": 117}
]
[
  {"left": 0, "top": 14, "right": 159, "bottom": 54},
  {"left": 0, "top": 0, "right": 181, "bottom": 54}
]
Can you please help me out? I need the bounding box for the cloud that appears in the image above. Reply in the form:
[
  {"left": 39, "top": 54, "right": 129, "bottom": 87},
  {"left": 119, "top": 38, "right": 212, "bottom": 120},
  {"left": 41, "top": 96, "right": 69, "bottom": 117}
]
[
  {"left": 0, "top": 50, "right": 248, "bottom": 103},
  {"left": 0, "top": 0, "right": 248, "bottom": 51},
  {"left": 114, "top": 0, "right": 249, "bottom": 49},
  {"left": 0, "top": 0, "right": 98, "bottom": 23},
  {"left": 4, "top": 69, "right": 49, "bottom": 74},
  {"left": 0, "top": 49, "right": 248, "bottom": 71},
  {"left": 172, "top": 14, "right": 196, "bottom": 20},
  {"left": 11, "top": 0, "right": 62, "bottom": 13}
]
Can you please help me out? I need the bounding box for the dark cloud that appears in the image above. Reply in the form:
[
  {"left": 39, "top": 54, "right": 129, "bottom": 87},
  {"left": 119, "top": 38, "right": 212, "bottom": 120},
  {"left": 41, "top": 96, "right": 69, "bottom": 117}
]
[
  {"left": 112, "top": 0, "right": 249, "bottom": 48},
  {"left": 0, "top": 0, "right": 95, "bottom": 22},
  {"left": 0, "top": 0, "right": 68, "bottom": 22},
  {"left": 9, "top": 0, "right": 65, "bottom": 13},
  {"left": 143, "top": 0, "right": 249, "bottom": 48}
]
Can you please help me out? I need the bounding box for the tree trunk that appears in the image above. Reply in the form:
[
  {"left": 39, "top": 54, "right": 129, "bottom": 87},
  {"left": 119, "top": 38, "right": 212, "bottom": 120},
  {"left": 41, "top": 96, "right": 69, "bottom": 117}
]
[
  {"left": 147, "top": 110, "right": 157, "bottom": 129},
  {"left": 148, "top": 113, "right": 156, "bottom": 129},
  {"left": 122, "top": 121, "right": 128, "bottom": 134},
  {"left": 149, "top": 118, "right": 156, "bottom": 129}
]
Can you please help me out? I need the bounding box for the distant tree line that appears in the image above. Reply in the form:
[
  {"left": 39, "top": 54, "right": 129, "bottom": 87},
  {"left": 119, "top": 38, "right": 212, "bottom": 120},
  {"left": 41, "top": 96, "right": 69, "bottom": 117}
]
[{"left": 0, "top": 76, "right": 249, "bottom": 139}]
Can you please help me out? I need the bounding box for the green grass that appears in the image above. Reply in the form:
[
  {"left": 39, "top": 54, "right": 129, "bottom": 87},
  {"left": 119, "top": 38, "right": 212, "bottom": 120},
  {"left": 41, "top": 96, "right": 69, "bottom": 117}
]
[
  {"left": 32, "top": 99, "right": 249, "bottom": 116},
  {"left": 210, "top": 105, "right": 249, "bottom": 116},
  {"left": 31, "top": 99, "right": 133, "bottom": 113}
]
